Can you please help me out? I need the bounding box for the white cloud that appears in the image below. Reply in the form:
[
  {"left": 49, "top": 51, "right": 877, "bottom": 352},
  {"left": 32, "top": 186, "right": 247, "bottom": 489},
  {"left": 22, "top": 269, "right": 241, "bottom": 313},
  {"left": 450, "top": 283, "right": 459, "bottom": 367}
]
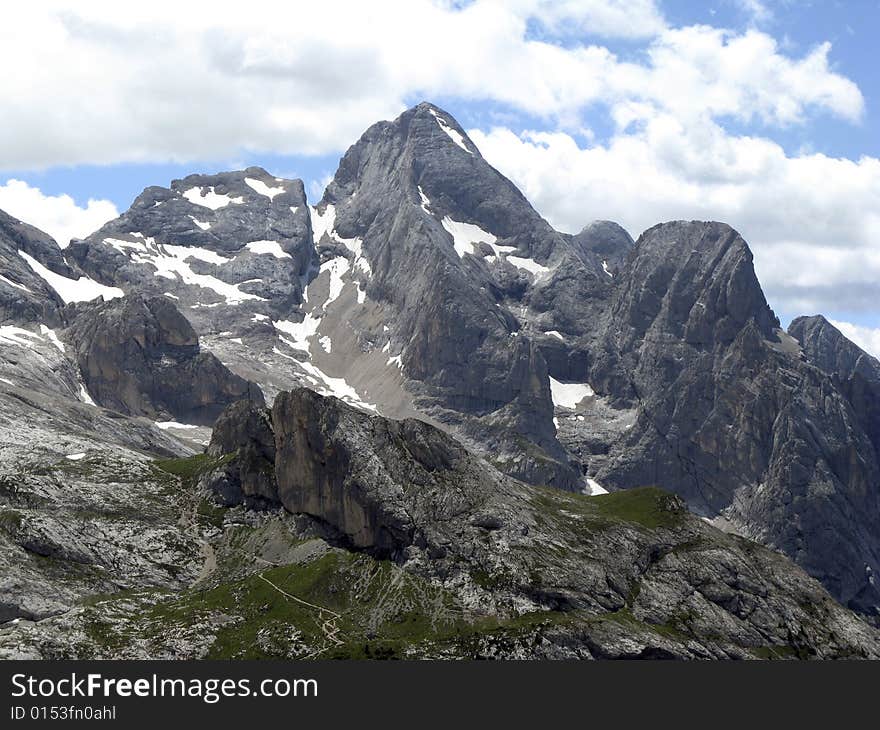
[
  {"left": 0, "top": 180, "right": 118, "bottom": 247},
  {"left": 0, "top": 2, "right": 861, "bottom": 168},
  {"left": 522, "top": 0, "right": 667, "bottom": 39},
  {"left": 829, "top": 320, "right": 880, "bottom": 360},
  {"left": 736, "top": 0, "right": 773, "bottom": 26},
  {"left": 469, "top": 113, "right": 880, "bottom": 321},
  {"left": 634, "top": 28, "right": 863, "bottom": 126}
]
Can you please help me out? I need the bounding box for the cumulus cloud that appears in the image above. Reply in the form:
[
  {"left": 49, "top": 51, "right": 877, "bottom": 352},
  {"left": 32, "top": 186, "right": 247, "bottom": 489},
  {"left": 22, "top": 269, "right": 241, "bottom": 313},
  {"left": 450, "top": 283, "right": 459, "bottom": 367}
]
[
  {"left": 830, "top": 320, "right": 880, "bottom": 360},
  {"left": 0, "top": 180, "right": 118, "bottom": 247},
  {"left": 0, "top": 2, "right": 861, "bottom": 168}
]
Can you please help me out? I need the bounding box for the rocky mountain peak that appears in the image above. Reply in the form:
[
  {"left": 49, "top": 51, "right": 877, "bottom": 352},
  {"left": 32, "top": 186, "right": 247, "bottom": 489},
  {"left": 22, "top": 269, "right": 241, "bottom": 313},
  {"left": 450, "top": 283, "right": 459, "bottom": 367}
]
[
  {"left": 570, "top": 220, "right": 634, "bottom": 275},
  {"left": 321, "top": 102, "right": 566, "bottom": 262},
  {"left": 790, "top": 314, "right": 880, "bottom": 380},
  {"left": 612, "top": 220, "right": 778, "bottom": 349},
  {"left": 63, "top": 169, "right": 316, "bottom": 338}
]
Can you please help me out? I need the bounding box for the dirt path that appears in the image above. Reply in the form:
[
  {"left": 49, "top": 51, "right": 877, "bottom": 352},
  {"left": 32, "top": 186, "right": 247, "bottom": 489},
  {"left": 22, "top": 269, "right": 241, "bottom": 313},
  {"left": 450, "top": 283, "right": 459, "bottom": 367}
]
[
  {"left": 177, "top": 495, "right": 217, "bottom": 586},
  {"left": 257, "top": 573, "right": 344, "bottom": 656}
]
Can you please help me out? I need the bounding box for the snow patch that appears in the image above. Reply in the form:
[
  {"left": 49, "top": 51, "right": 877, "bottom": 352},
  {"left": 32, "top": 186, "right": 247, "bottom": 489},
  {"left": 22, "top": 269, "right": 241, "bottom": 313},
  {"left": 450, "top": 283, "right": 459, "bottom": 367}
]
[
  {"left": 244, "top": 240, "right": 291, "bottom": 259},
  {"left": 104, "top": 237, "right": 263, "bottom": 305},
  {"left": 429, "top": 109, "right": 473, "bottom": 154},
  {"left": 310, "top": 205, "right": 336, "bottom": 243},
  {"left": 602, "top": 260, "right": 613, "bottom": 277},
  {"left": 441, "top": 217, "right": 497, "bottom": 258},
  {"left": 182, "top": 186, "right": 244, "bottom": 210},
  {"left": 0, "top": 326, "right": 42, "bottom": 348},
  {"left": 274, "top": 315, "right": 320, "bottom": 352},
  {"left": 418, "top": 186, "right": 432, "bottom": 214},
  {"left": 319, "top": 336, "right": 332, "bottom": 353},
  {"left": 318, "top": 257, "right": 350, "bottom": 306},
  {"left": 39, "top": 325, "right": 65, "bottom": 353},
  {"left": 78, "top": 383, "right": 96, "bottom": 406},
  {"left": 189, "top": 216, "right": 212, "bottom": 231},
  {"left": 245, "top": 177, "right": 285, "bottom": 200},
  {"left": 297, "top": 360, "right": 378, "bottom": 413},
  {"left": 545, "top": 330, "right": 564, "bottom": 341},
  {"left": 549, "top": 376, "right": 594, "bottom": 409},
  {"left": 18, "top": 251, "right": 124, "bottom": 304},
  {"left": 65, "top": 453, "right": 86, "bottom": 461},
  {"left": 507, "top": 256, "right": 550, "bottom": 277},
  {"left": 0, "top": 273, "right": 31, "bottom": 292},
  {"left": 586, "top": 478, "right": 608, "bottom": 496},
  {"left": 156, "top": 421, "right": 200, "bottom": 430},
  {"left": 310, "top": 205, "right": 369, "bottom": 273}
]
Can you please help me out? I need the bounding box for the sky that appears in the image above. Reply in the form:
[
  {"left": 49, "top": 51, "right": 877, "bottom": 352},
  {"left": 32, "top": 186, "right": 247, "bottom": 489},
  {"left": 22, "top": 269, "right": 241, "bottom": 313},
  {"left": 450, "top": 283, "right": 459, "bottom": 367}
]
[{"left": 1, "top": 0, "right": 879, "bottom": 355}]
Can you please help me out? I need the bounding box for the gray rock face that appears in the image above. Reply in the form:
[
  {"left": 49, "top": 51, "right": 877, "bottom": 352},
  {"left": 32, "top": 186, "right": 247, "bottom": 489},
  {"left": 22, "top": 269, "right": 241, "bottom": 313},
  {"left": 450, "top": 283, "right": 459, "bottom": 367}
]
[
  {"left": 65, "top": 167, "right": 316, "bottom": 335},
  {"left": 550, "top": 221, "right": 880, "bottom": 615},
  {"left": 205, "top": 400, "right": 278, "bottom": 505},
  {"left": 271, "top": 388, "right": 497, "bottom": 556},
  {"left": 569, "top": 220, "right": 634, "bottom": 276},
  {"left": 317, "top": 102, "right": 613, "bottom": 489},
  {"left": 196, "top": 386, "right": 880, "bottom": 658},
  {"left": 790, "top": 315, "right": 880, "bottom": 459},
  {"left": 64, "top": 295, "right": 264, "bottom": 425},
  {"left": 0, "top": 210, "right": 66, "bottom": 326}
]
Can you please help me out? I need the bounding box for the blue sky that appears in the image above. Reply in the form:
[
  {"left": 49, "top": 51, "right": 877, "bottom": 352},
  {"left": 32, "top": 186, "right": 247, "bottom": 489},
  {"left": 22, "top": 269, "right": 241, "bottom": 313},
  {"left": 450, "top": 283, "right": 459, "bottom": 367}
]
[{"left": 2, "top": 1, "right": 879, "bottom": 352}]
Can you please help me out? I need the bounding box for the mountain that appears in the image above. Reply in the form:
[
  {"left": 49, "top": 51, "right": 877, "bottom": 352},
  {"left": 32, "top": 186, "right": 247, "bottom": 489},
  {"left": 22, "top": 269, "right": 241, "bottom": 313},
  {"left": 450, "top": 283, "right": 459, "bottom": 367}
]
[
  {"left": 789, "top": 314, "right": 880, "bottom": 461},
  {"left": 1, "top": 101, "right": 879, "bottom": 658},
  {"left": 4, "top": 386, "right": 878, "bottom": 659},
  {"left": 567, "top": 221, "right": 880, "bottom": 613}
]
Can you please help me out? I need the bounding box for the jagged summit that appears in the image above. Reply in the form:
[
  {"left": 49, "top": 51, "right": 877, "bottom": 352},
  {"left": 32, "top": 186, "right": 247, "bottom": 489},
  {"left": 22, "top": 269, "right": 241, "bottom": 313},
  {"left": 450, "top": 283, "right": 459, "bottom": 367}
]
[
  {"left": 616, "top": 220, "right": 779, "bottom": 346},
  {"left": 569, "top": 220, "right": 634, "bottom": 275},
  {"left": 790, "top": 314, "right": 880, "bottom": 375}
]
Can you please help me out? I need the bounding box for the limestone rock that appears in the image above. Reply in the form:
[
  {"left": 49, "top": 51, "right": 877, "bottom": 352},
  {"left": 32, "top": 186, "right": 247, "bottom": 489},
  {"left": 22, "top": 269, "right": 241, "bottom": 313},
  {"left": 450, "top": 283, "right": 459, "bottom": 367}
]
[{"left": 64, "top": 295, "right": 264, "bottom": 424}]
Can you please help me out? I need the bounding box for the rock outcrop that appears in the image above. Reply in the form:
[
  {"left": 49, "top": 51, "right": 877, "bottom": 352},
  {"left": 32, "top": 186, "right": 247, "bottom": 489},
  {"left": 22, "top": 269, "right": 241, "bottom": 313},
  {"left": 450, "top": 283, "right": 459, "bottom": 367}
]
[
  {"left": 557, "top": 221, "right": 880, "bottom": 614},
  {"left": 270, "top": 388, "right": 497, "bottom": 555},
  {"left": 65, "top": 167, "right": 317, "bottom": 335},
  {"left": 569, "top": 220, "right": 634, "bottom": 276},
  {"left": 64, "top": 295, "right": 264, "bottom": 424},
  {"left": 0, "top": 210, "right": 66, "bottom": 326},
  {"left": 205, "top": 400, "right": 278, "bottom": 506},
  {"left": 206, "top": 388, "right": 501, "bottom": 555},
  {"left": 198, "top": 386, "right": 880, "bottom": 659},
  {"left": 790, "top": 314, "right": 880, "bottom": 460}
]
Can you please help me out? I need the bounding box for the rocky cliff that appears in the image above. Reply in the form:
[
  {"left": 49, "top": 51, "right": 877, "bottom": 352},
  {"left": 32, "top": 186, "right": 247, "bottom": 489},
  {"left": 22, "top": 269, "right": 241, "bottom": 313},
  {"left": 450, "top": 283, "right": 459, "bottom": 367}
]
[
  {"left": 188, "top": 387, "right": 880, "bottom": 659},
  {"left": 63, "top": 295, "right": 264, "bottom": 425}
]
